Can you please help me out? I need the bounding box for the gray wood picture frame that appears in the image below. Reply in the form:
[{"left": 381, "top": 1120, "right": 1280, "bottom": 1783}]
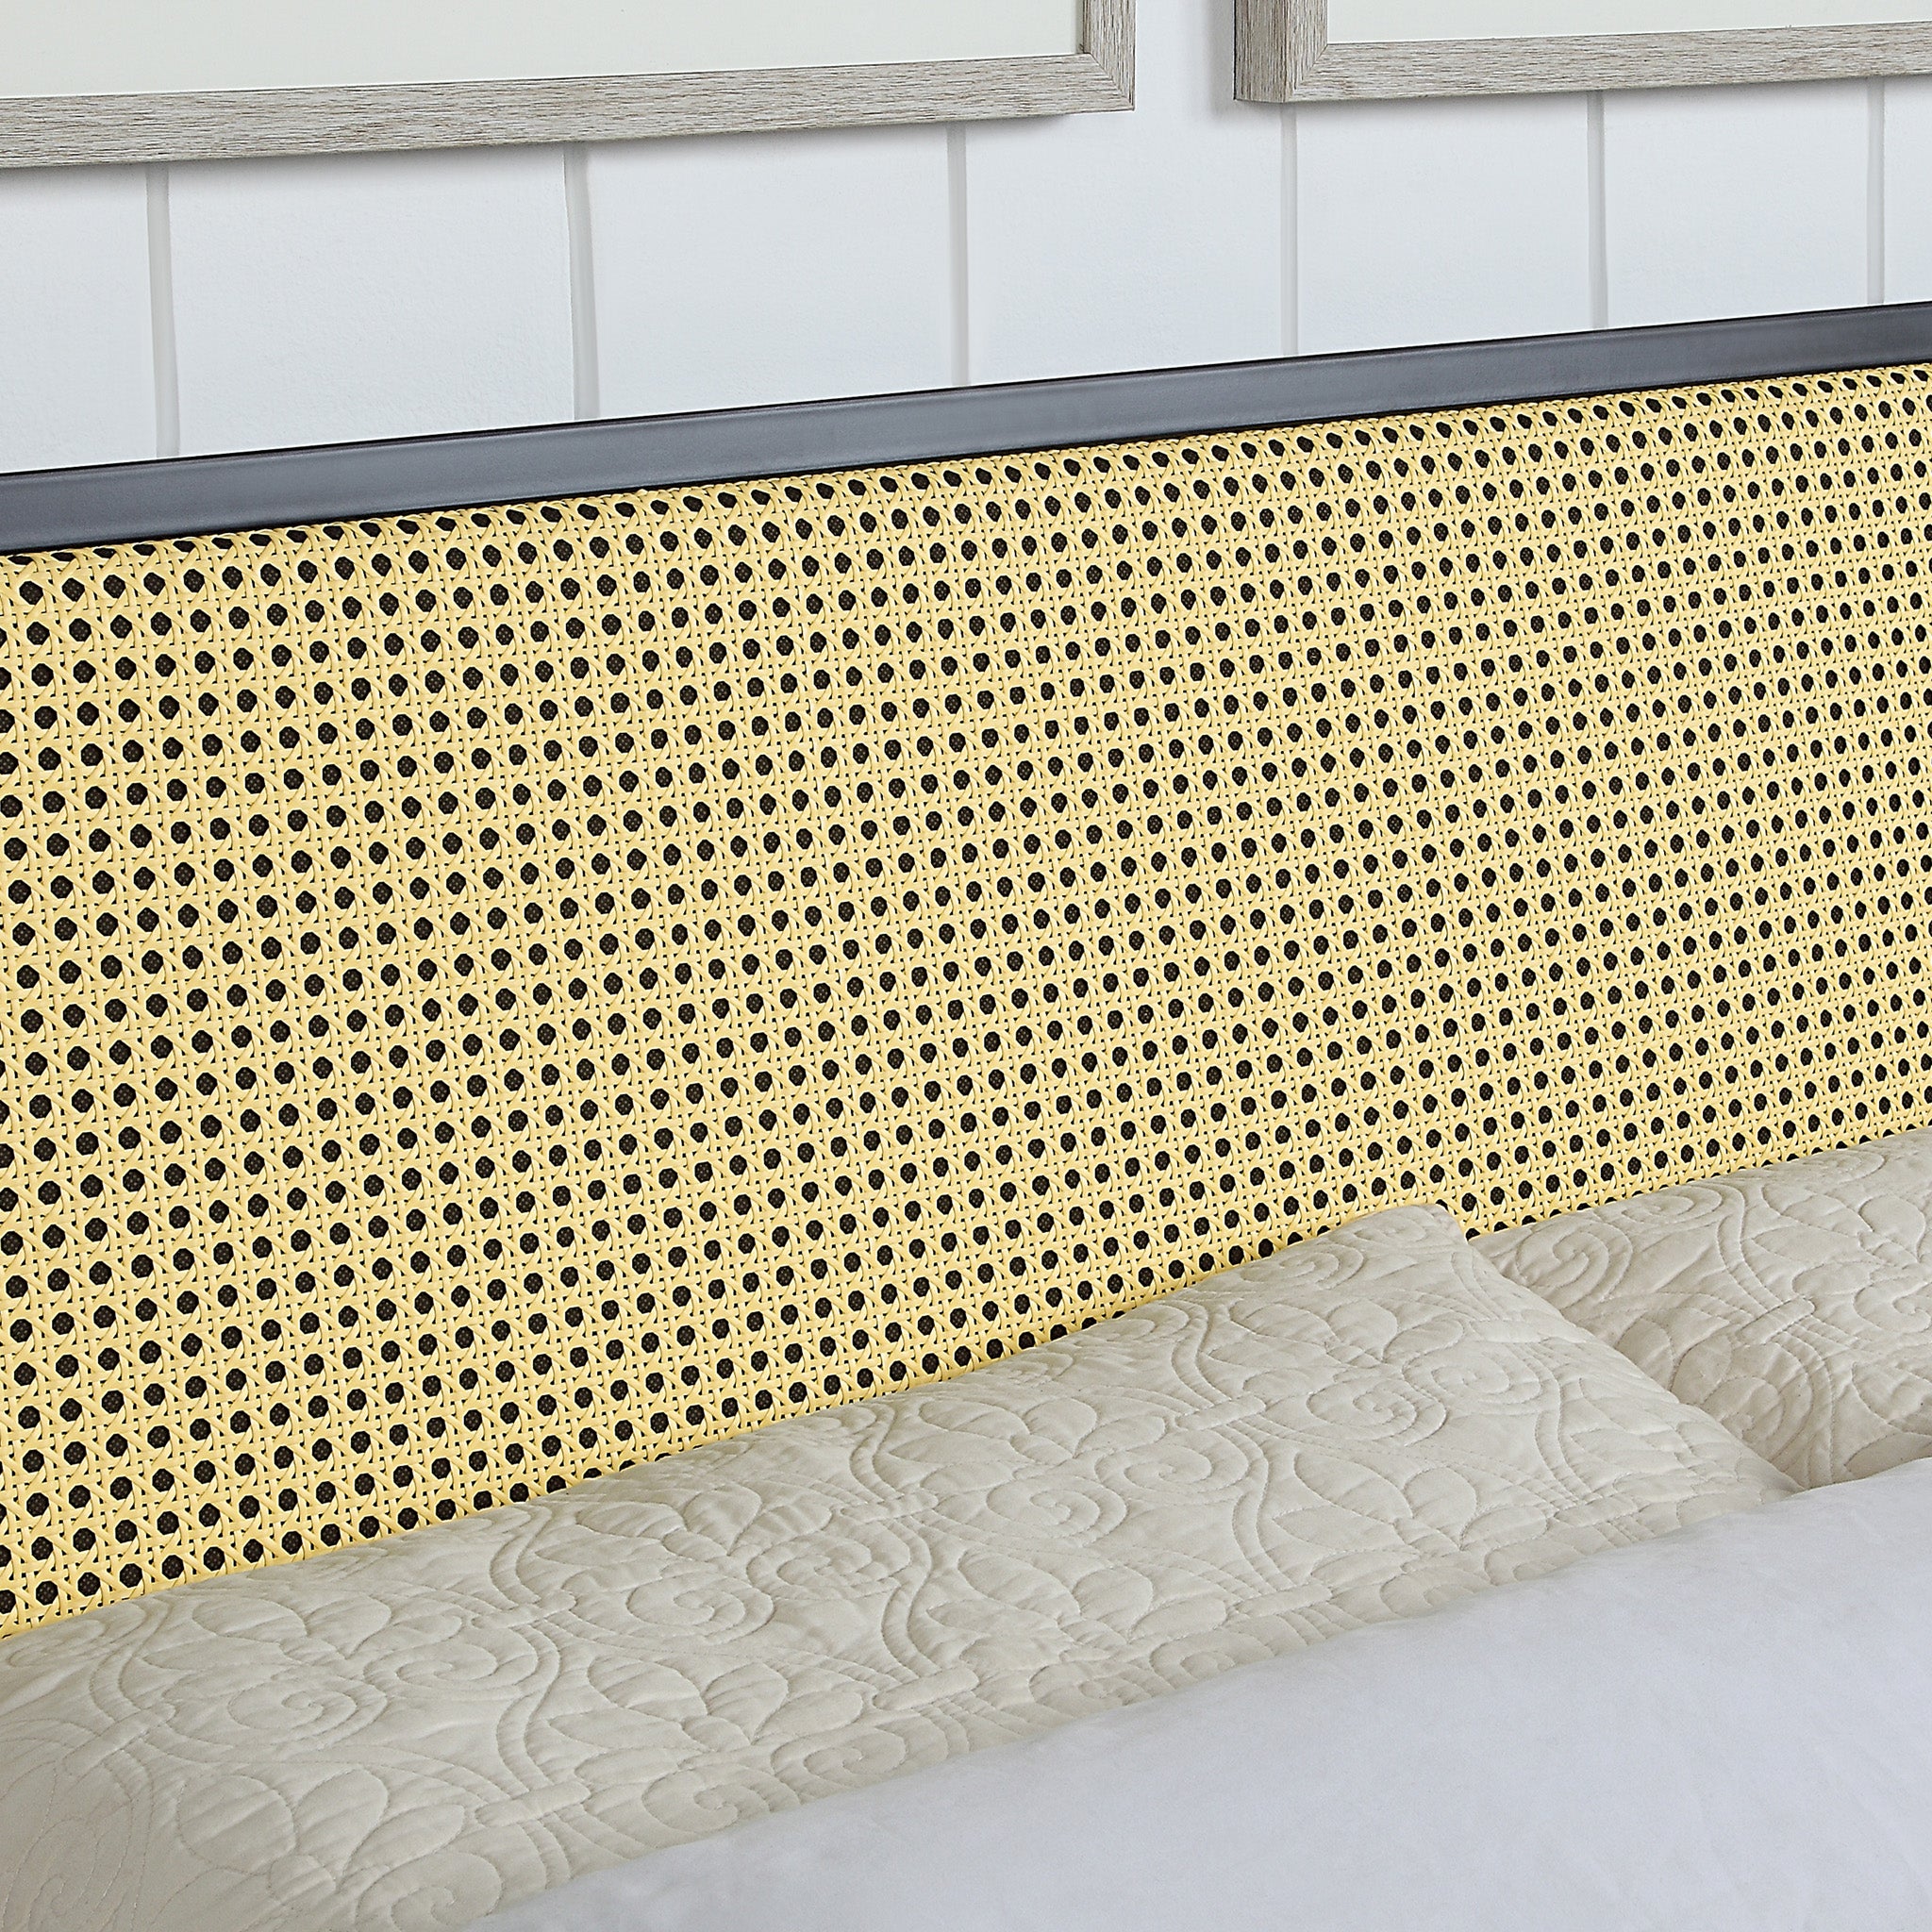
[
  {"left": 0, "top": 0, "right": 1134, "bottom": 169},
  {"left": 1237, "top": 0, "right": 1932, "bottom": 100}
]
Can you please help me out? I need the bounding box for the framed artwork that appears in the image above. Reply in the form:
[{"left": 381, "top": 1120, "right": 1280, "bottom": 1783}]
[
  {"left": 0, "top": 0, "right": 1135, "bottom": 169},
  {"left": 1237, "top": 0, "right": 1932, "bottom": 99}
]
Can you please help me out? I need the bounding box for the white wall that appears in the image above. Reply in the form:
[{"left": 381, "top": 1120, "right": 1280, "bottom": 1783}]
[{"left": 3, "top": 0, "right": 1929, "bottom": 475}]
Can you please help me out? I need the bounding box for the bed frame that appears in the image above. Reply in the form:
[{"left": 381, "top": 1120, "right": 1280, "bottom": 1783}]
[{"left": 4, "top": 304, "right": 1930, "bottom": 1637}]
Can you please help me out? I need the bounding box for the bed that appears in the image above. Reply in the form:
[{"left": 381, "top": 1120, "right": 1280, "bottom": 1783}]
[
  {"left": 3, "top": 302, "right": 1932, "bottom": 1929},
  {"left": 483, "top": 1455, "right": 1932, "bottom": 1932}
]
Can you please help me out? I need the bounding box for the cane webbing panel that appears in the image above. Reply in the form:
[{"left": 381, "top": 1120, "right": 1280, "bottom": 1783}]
[{"left": 2, "top": 362, "right": 1930, "bottom": 1635}]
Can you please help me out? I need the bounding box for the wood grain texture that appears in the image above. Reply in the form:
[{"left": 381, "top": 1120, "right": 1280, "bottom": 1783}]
[
  {"left": 1089, "top": 0, "right": 1138, "bottom": 106},
  {"left": 1235, "top": 0, "right": 1293, "bottom": 101},
  {"left": 0, "top": 1, "right": 1136, "bottom": 168},
  {"left": 1236, "top": 3, "right": 1932, "bottom": 101}
]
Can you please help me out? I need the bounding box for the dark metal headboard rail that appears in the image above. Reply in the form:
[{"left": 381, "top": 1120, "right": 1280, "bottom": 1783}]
[{"left": 4, "top": 303, "right": 1931, "bottom": 556}]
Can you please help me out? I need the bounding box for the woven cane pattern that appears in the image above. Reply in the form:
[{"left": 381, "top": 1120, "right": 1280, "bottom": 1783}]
[{"left": 2, "top": 361, "right": 1929, "bottom": 1632}]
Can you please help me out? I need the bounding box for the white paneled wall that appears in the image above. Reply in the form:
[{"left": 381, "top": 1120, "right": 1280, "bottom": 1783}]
[
  {"left": 588, "top": 126, "right": 955, "bottom": 419},
  {"left": 0, "top": 0, "right": 1924, "bottom": 475},
  {"left": 166, "top": 148, "right": 575, "bottom": 458},
  {"left": 963, "top": 0, "right": 1280, "bottom": 384},
  {"left": 1887, "top": 77, "right": 1932, "bottom": 303},
  {"left": 1295, "top": 93, "right": 1592, "bottom": 355},
  {"left": 0, "top": 166, "right": 155, "bottom": 471},
  {"left": 1602, "top": 84, "right": 1872, "bottom": 328}
]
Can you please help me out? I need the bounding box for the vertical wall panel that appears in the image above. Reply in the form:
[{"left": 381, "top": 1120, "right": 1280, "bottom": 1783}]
[
  {"left": 1886, "top": 77, "right": 1932, "bottom": 305},
  {"left": 590, "top": 125, "right": 952, "bottom": 421},
  {"left": 1297, "top": 94, "right": 1591, "bottom": 358},
  {"left": 0, "top": 63, "right": 1913, "bottom": 481},
  {"left": 169, "top": 148, "right": 574, "bottom": 458},
  {"left": 1603, "top": 84, "right": 1868, "bottom": 329},
  {"left": 0, "top": 167, "right": 154, "bottom": 473},
  {"left": 963, "top": 0, "right": 1282, "bottom": 387}
]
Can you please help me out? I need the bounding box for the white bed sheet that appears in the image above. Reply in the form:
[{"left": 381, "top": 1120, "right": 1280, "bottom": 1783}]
[
  {"left": 482, "top": 1458, "right": 1932, "bottom": 1932},
  {"left": 0, "top": 1208, "right": 1783, "bottom": 1932}
]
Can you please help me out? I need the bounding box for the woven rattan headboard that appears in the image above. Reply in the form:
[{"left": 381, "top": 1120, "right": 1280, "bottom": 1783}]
[{"left": 5, "top": 308, "right": 1931, "bottom": 1635}]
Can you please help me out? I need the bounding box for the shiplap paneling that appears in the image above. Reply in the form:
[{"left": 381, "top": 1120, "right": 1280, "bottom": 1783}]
[
  {"left": 590, "top": 125, "right": 953, "bottom": 421},
  {"left": 1602, "top": 82, "right": 1870, "bottom": 328},
  {"left": 961, "top": 0, "right": 1282, "bottom": 386},
  {"left": 0, "top": 35, "right": 1910, "bottom": 477},
  {"left": 1296, "top": 93, "right": 1591, "bottom": 357},
  {"left": 1886, "top": 75, "right": 1932, "bottom": 301},
  {"left": 0, "top": 166, "right": 154, "bottom": 473},
  {"left": 168, "top": 147, "right": 575, "bottom": 457}
]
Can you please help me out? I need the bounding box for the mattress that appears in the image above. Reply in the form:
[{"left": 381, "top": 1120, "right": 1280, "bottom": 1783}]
[
  {"left": 1478, "top": 1127, "right": 1932, "bottom": 1487},
  {"left": 482, "top": 1457, "right": 1932, "bottom": 1932},
  {"left": 0, "top": 1205, "right": 1786, "bottom": 1932}
]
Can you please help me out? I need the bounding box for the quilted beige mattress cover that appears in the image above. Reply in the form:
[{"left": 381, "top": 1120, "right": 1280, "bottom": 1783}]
[
  {"left": 0, "top": 1207, "right": 1788, "bottom": 1932},
  {"left": 1478, "top": 1128, "right": 1932, "bottom": 1487}
]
